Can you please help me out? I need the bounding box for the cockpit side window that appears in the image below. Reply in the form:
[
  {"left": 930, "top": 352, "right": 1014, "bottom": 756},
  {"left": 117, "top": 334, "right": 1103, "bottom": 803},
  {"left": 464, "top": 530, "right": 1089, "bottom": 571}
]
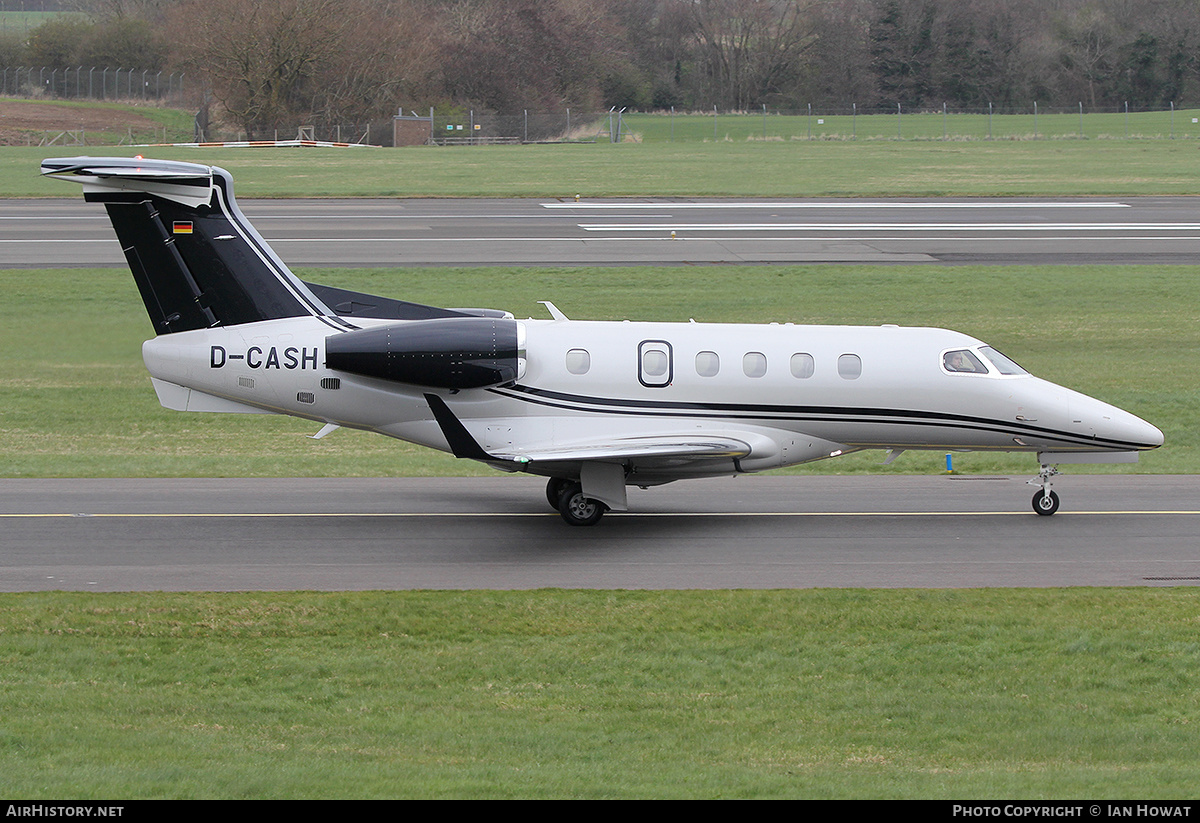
[
  {"left": 979, "top": 346, "right": 1028, "bottom": 375},
  {"left": 943, "top": 349, "right": 989, "bottom": 374}
]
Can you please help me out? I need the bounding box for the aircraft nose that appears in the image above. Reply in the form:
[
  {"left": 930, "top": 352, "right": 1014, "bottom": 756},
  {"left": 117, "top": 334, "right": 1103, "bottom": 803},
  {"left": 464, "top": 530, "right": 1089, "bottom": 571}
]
[
  {"left": 1073, "top": 395, "right": 1164, "bottom": 450},
  {"left": 1131, "top": 416, "right": 1165, "bottom": 450}
]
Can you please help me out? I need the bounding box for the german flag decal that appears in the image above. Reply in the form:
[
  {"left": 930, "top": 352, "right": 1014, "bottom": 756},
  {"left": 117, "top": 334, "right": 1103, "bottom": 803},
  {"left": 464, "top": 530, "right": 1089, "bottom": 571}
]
[{"left": 172, "top": 221, "right": 194, "bottom": 235}]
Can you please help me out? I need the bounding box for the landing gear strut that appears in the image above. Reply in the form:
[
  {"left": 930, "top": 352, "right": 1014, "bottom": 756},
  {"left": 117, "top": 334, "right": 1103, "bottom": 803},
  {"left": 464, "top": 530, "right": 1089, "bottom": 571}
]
[{"left": 1028, "top": 464, "right": 1061, "bottom": 516}]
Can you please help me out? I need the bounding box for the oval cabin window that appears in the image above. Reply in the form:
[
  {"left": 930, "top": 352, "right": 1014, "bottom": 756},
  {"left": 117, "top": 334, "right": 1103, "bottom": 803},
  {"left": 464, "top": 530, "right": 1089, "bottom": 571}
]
[
  {"left": 790, "top": 352, "right": 815, "bottom": 379},
  {"left": 743, "top": 352, "right": 767, "bottom": 378},
  {"left": 643, "top": 349, "right": 669, "bottom": 376},
  {"left": 837, "top": 353, "right": 862, "bottom": 380},
  {"left": 565, "top": 349, "right": 590, "bottom": 375},
  {"left": 695, "top": 351, "right": 720, "bottom": 377}
]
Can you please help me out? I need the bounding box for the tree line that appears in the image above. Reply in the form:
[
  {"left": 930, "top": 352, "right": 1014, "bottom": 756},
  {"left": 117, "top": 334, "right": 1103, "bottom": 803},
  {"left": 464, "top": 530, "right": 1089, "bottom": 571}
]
[{"left": 5, "top": 0, "right": 1200, "bottom": 138}]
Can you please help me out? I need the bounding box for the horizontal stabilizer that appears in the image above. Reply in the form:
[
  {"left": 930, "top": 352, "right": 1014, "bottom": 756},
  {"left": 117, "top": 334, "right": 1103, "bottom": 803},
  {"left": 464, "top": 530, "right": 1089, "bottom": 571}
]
[{"left": 41, "top": 157, "right": 217, "bottom": 208}]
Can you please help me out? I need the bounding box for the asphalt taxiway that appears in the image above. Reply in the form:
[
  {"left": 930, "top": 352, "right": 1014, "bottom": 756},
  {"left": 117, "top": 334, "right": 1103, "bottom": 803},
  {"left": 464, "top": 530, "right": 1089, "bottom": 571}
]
[{"left": 2, "top": 476, "right": 1196, "bottom": 591}]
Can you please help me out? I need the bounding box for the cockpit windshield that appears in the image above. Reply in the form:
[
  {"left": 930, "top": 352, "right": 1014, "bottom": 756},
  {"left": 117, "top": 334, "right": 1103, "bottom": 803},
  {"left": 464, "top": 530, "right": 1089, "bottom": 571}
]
[
  {"left": 943, "top": 349, "right": 988, "bottom": 374},
  {"left": 979, "top": 346, "right": 1028, "bottom": 375}
]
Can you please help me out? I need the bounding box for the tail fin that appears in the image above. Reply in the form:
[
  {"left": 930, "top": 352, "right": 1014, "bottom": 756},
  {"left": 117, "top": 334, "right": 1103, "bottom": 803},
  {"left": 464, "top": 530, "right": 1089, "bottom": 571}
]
[{"left": 41, "top": 157, "right": 338, "bottom": 334}]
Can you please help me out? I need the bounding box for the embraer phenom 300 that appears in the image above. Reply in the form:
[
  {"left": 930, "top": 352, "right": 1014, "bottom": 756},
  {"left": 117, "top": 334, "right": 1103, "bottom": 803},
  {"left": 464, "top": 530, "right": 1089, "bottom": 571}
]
[{"left": 41, "top": 157, "right": 1163, "bottom": 525}]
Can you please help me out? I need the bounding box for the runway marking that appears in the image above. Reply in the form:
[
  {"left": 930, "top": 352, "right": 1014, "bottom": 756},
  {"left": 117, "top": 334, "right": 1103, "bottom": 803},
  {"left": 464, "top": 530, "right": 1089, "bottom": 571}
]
[
  {"left": 3, "top": 510, "right": 1197, "bottom": 519},
  {"left": 578, "top": 222, "right": 1200, "bottom": 232},
  {"left": 9, "top": 235, "right": 1200, "bottom": 245},
  {"left": 541, "top": 202, "right": 1133, "bottom": 209}
]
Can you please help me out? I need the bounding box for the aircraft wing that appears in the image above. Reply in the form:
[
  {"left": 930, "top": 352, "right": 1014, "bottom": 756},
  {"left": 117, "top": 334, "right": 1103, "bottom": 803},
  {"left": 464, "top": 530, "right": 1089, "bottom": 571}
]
[
  {"left": 492, "top": 435, "right": 754, "bottom": 465},
  {"left": 424, "top": 393, "right": 756, "bottom": 469}
]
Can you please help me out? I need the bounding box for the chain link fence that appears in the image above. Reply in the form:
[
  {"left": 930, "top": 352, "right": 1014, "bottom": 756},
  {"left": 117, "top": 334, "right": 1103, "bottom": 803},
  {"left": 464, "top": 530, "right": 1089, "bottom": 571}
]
[
  {"left": 2, "top": 66, "right": 185, "bottom": 103},
  {"left": 8, "top": 89, "right": 1200, "bottom": 146},
  {"left": 621, "top": 104, "right": 1200, "bottom": 142}
]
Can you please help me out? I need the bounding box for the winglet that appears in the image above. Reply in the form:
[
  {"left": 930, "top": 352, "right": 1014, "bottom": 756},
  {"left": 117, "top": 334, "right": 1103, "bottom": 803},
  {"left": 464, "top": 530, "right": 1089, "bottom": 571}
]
[{"left": 424, "top": 393, "right": 501, "bottom": 462}]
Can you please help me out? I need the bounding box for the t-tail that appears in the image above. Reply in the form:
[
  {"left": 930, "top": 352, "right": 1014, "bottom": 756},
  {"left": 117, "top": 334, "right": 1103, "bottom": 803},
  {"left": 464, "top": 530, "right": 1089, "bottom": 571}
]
[
  {"left": 39, "top": 156, "right": 354, "bottom": 334},
  {"left": 40, "top": 156, "right": 480, "bottom": 333}
]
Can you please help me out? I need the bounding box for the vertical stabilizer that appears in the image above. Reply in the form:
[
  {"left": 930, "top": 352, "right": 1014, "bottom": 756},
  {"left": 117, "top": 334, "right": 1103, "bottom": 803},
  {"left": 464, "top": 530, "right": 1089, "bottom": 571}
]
[{"left": 41, "top": 157, "right": 338, "bottom": 334}]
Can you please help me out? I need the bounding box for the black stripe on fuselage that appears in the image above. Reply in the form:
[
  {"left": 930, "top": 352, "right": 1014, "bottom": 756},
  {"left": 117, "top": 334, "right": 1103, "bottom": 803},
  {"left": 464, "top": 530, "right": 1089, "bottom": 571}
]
[{"left": 487, "top": 384, "right": 1149, "bottom": 452}]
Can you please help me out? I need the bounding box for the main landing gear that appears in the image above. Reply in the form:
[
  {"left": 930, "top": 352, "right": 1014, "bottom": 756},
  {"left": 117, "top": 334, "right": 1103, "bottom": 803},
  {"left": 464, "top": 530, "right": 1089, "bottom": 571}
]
[
  {"left": 1028, "top": 464, "right": 1061, "bottom": 516},
  {"left": 547, "top": 478, "right": 608, "bottom": 526}
]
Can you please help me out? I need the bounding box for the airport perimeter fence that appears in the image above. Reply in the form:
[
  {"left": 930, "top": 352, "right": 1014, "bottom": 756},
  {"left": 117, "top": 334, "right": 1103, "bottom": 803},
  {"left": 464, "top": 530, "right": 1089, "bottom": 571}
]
[
  {"left": 2, "top": 66, "right": 186, "bottom": 104},
  {"left": 422, "top": 103, "right": 1200, "bottom": 144},
  {"left": 10, "top": 89, "right": 1200, "bottom": 146}
]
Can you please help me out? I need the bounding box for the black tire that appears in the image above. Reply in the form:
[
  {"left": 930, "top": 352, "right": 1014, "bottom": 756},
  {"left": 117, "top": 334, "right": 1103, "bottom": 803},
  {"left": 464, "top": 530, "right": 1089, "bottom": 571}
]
[
  {"left": 1032, "top": 489, "right": 1060, "bottom": 516},
  {"left": 546, "top": 478, "right": 570, "bottom": 510},
  {"left": 557, "top": 482, "right": 607, "bottom": 526}
]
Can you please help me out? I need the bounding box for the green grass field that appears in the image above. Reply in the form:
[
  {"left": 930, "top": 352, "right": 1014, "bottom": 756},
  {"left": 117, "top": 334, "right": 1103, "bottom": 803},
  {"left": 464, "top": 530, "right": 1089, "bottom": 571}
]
[
  {"left": 1, "top": 589, "right": 1198, "bottom": 799},
  {"left": 624, "top": 108, "right": 1200, "bottom": 142},
  {"left": 1, "top": 264, "right": 1193, "bottom": 478},
  {"left": 7, "top": 135, "right": 1200, "bottom": 198}
]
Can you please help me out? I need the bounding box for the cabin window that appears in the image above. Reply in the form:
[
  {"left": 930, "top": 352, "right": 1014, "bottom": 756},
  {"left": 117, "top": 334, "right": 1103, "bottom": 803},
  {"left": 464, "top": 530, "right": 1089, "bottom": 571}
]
[
  {"left": 695, "top": 351, "right": 720, "bottom": 377},
  {"left": 565, "top": 348, "right": 590, "bottom": 375},
  {"left": 743, "top": 352, "right": 767, "bottom": 378},
  {"left": 837, "top": 353, "right": 862, "bottom": 380},
  {"left": 790, "top": 352, "right": 815, "bottom": 379},
  {"left": 943, "top": 349, "right": 988, "bottom": 374},
  {"left": 643, "top": 350, "right": 669, "bottom": 376},
  {"left": 638, "top": 340, "right": 673, "bottom": 387},
  {"left": 979, "top": 346, "right": 1028, "bottom": 375}
]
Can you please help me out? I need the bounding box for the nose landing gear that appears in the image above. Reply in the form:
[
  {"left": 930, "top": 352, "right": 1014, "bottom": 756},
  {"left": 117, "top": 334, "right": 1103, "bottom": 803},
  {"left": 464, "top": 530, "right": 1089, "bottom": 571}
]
[{"left": 1028, "top": 464, "right": 1061, "bottom": 516}]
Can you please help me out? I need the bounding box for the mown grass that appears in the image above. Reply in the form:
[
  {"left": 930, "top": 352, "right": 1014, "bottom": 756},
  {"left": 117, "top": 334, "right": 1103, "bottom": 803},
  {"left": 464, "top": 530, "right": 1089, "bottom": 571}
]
[
  {"left": 7, "top": 136, "right": 1200, "bottom": 197},
  {"left": 624, "top": 108, "right": 1200, "bottom": 142},
  {"left": 1, "top": 589, "right": 1197, "bottom": 799},
  {"left": 1, "top": 264, "right": 1194, "bottom": 478}
]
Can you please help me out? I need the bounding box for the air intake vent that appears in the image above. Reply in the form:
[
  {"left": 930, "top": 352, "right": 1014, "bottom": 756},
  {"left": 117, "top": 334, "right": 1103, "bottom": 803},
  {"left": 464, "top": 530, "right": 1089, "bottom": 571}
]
[
  {"left": 320, "top": 377, "right": 341, "bottom": 390},
  {"left": 297, "top": 391, "right": 316, "bottom": 404},
  {"left": 239, "top": 376, "right": 255, "bottom": 388}
]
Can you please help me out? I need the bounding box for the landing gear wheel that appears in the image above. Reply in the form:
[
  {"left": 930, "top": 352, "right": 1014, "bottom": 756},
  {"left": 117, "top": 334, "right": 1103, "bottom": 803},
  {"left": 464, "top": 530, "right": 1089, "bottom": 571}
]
[
  {"left": 546, "top": 478, "right": 570, "bottom": 510},
  {"left": 557, "top": 482, "right": 607, "bottom": 527},
  {"left": 1032, "top": 489, "right": 1060, "bottom": 516}
]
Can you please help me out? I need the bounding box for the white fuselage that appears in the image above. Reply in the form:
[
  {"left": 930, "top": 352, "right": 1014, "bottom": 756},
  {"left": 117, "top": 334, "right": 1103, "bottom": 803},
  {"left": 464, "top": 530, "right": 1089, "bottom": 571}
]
[{"left": 142, "top": 314, "right": 1163, "bottom": 484}]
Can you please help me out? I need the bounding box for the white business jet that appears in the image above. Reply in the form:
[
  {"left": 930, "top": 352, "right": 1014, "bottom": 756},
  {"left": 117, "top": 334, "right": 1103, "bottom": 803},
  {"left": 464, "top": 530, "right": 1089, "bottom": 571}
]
[{"left": 41, "top": 157, "right": 1163, "bottom": 525}]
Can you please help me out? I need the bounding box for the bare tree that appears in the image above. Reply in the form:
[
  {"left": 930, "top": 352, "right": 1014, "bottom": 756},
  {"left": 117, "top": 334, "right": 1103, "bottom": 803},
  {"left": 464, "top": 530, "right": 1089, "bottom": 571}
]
[
  {"left": 683, "top": 0, "right": 816, "bottom": 109},
  {"left": 168, "top": 0, "right": 438, "bottom": 138}
]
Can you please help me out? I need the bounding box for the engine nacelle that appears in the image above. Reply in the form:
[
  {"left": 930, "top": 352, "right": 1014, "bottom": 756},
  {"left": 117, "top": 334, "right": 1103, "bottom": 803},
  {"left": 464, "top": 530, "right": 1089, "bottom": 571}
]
[{"left": 326, "top": 317, "right": 525, "bottom": 389}]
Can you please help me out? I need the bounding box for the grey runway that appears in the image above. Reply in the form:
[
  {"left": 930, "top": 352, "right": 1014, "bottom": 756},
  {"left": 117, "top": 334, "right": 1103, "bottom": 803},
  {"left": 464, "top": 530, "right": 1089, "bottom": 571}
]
[
  {"left": 2, "top": 475, "right": 1196, "bottom": 591},
  {"left": 5, "top": 196, "right": 1200, "bottom": 267}
]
